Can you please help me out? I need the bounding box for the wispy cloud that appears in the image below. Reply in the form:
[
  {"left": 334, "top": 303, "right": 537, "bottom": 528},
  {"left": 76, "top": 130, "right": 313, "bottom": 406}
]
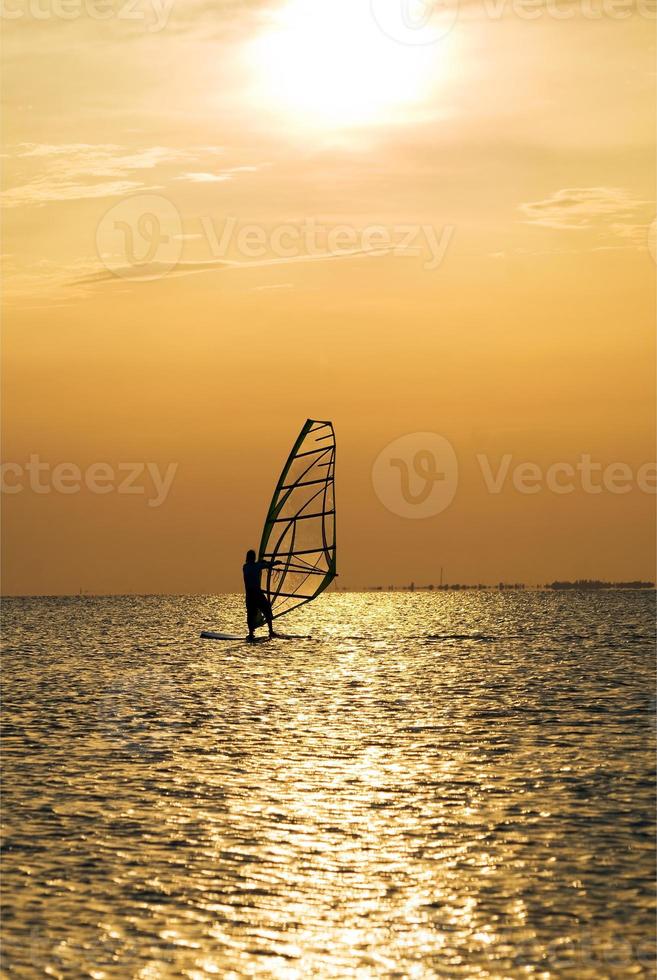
[
  {"left": 179, "top": 165, "right": 265, "bottom": 183},
  {"left": 2, "top": 143, "right": 185, "bottom": 208},
  {"left": 1, "top": 143, "right": 257, "bottom": 208},
  {"left": 2, "top": 179, "right": 146, "bottom": 208},
  {"left": 180, "top": 173, "right": 233, "bottom": 184},
  {"left": 520, "top": 187, "right": 650, "bottom": 230},
  {"left": 250, "top": 282, "right": 294, "bottom": 292},
  {"left": 74, "top": 245, "right": 396, "bottom": 286},
  {"left": 608, "top": 222, "right": 652, "bottom": 244},
  {"left": 14, "top": 142, "right": 193, "bottom": 173}
]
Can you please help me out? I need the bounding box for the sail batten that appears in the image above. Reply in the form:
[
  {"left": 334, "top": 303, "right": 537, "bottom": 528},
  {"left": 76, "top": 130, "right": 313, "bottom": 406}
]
[
  {"left": 270, "top": 510, "right": 335, "bottom": 523},
  {"left": 258, "top": 418, "right": 337, "bottom": 621},
  {"left": 280, "top": 477, "right": 330, "bottom": 490}
]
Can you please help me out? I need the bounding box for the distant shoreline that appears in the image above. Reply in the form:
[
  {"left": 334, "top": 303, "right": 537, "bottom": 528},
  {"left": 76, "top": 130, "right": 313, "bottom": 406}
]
[
  {"left": 2, "top": 584, "right": 655, "bottom": 599},
  {"left": 368, "top": 580, "right": 656, "bottom": 592}
]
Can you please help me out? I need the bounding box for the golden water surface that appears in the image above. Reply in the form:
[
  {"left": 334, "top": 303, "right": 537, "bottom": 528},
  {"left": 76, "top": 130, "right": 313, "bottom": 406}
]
[{"left": 2, "top": 592, "right": 655, "bottom": 978}]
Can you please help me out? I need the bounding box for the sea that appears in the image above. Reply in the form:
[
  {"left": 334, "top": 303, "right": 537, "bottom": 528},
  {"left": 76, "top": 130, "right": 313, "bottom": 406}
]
[{"left": 2, "top": 591, "right": 655, "bottom": 979}]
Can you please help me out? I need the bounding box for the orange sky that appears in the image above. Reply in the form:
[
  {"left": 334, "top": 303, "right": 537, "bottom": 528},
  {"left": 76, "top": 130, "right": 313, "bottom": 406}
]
[{"left": 2, "top": 0, "right": 655, "bottom": 594}]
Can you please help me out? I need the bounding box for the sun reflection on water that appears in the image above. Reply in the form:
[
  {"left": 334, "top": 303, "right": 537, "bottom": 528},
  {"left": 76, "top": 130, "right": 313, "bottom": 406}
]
[{"left": 2, "top": 591, "right": 655, "bottom": 977}]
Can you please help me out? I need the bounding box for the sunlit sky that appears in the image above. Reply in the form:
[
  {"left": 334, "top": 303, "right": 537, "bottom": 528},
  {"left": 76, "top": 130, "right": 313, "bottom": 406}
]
[{"left": 2, "top": 0, "right": 655, "bottom": 594}]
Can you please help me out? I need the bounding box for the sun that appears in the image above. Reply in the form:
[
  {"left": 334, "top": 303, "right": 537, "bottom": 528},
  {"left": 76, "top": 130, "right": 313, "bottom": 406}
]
[{"left": 246, "top": 0, "right": 445, "bottom": 130}]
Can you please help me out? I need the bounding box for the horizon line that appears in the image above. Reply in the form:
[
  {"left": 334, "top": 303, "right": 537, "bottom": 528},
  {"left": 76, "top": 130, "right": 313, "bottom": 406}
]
[{"left": 2, "top": 582, "right": 655, "bottom": 599}]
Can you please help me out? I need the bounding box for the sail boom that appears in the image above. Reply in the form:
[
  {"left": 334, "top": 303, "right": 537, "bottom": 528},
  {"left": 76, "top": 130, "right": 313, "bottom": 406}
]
[{"left": 262, "top": 547, "right": 326, "bottom": 557}]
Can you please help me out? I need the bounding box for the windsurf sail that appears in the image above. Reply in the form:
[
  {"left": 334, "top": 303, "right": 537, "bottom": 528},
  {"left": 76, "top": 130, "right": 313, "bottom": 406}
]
[{"left": 258, "top": 419, "right": 337, "bottom": 621}]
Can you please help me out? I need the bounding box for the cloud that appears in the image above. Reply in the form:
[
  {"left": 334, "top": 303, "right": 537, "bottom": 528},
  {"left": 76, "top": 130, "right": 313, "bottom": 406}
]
[
  {"left": 608, "top": 222, "right": 652, "bottom": 243},
  {"left": 73, "top": 245, "right": 396, "bottom": 286},
  {"left": 250, "top": 282, "right": 294, "bottom": 291},
  {"left": 180, "top": 172, "right": 233, "bottom": 183},
  {"left": 2, "top": 179, "right": 146, "bottom": 208},
  {"left": 179, "top": 165, "right": 264, "bottom": 183},
  {"left": 14, "top": 142, "right": 193, "bottom": 173},
  {"left": 1, "top": 143, "right": 233, "bottom": 208},
  {"left": 0, "top": 0, "right": 277, "bottom": 48},
  {"left": 519, "top": 187, "right": 650, "bottom": 230}
]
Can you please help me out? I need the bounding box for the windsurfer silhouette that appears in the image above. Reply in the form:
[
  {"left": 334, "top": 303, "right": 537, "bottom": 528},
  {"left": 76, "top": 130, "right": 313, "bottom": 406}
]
[{"left": 243, "top": 550, "right": 279, "bottom": 640}]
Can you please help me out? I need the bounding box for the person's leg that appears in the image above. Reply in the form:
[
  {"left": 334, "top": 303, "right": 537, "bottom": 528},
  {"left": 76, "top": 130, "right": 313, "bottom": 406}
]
[
  {"left": 258, "top": 592, "right": 275, "bottom": 637},
  {"left": 246, "top": 595, "right": 257, "bottom": 639}
]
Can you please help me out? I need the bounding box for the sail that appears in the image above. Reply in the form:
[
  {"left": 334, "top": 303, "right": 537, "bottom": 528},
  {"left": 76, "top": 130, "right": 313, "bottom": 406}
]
[{"left": 258, "top": 419, "right": 337, "bottom": 620}]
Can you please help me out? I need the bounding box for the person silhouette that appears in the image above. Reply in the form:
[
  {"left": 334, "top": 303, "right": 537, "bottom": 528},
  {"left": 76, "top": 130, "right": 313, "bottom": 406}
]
[{"left": 243, "top": 549, "right": 279, "bottom": 640}]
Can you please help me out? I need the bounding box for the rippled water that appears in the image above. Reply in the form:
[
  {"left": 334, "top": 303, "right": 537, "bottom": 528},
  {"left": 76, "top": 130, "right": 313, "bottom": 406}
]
[{"left": 2, "top": 591, "right": 655, "bottom": 978}]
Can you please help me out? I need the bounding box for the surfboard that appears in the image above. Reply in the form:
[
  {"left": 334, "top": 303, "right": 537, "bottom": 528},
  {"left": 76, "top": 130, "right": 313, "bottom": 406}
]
[
  {"left": 200, "top": 631, "right": 265, "bottom": 642},
  {"left": 200, "top": 631, "right": 311, "bottom": 642}
]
